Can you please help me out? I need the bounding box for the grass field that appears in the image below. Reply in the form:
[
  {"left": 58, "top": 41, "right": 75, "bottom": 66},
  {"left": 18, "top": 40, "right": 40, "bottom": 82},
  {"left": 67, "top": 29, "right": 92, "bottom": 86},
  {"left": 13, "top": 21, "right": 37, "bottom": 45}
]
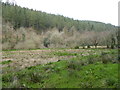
[{"left": 1, "top": 48, "right": 119, "bottom": 88}]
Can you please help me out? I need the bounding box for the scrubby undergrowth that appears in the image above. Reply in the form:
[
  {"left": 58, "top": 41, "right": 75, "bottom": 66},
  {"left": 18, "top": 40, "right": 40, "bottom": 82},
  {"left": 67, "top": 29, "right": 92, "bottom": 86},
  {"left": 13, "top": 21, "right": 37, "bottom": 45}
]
[
  {"left": 2, "top": 49, "right": 118, "bottom": 88},
  {"left": 2, "top": 23, "right": 118, "bottom": 50}
]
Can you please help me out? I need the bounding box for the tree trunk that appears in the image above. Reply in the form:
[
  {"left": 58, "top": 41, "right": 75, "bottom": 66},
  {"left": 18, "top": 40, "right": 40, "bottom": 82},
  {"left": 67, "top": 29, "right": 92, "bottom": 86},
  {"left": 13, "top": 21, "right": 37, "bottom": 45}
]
[
  {"left": 82, "top": 46, "right": 85, "bottom": 49},
  {"left": 87, "top": 45, "right": 91, "bottom": 48},
  {"left": 111, "top": 45, "right": 114, "bottom": 49},
  {"left": 107, "top": 45, "right": 109, "bottom": 48}
]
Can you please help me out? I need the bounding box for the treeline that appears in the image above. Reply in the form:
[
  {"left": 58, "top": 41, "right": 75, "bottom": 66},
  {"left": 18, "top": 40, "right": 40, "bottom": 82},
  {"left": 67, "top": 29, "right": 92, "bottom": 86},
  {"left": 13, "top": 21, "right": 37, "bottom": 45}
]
[
  {"left": 2, "top": 2, "right": 116, "bottom": 32},
  {"left": 2, "top": 1, "right": 118, "bottom": 50},
  {"left": 2, "top": 23, "right": 118, "bottom": 50}
]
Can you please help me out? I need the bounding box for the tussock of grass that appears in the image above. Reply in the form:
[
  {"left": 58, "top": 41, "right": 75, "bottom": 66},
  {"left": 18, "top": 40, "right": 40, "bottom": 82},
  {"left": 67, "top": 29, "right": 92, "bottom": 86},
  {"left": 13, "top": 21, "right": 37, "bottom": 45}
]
[{"left": 1, "top": 60, "right": 12, "bottom": 65}]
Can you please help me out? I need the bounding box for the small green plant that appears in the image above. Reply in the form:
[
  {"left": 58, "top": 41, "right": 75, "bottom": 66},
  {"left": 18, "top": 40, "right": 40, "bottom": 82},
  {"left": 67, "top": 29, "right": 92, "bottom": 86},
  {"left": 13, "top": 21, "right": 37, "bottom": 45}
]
[
  {"left": 44, "top": 65, "right": 53, "bottom": 72},
  {"left": 43, "top": 37, "right": 50, "bottom": 48},
  {"left": 30, "top": 72, "right": 43, "bottom": 83},
  {"left": 1, "top": 60, "right": 12, "bottom": 65},
  {"left": 87, "top": 56, "right": 94, "bottom": 64},
  {"left": 80, "top": 60, "right": 88, "bottom": 66},
  {"left": 67, "top": 60, "right": 81, "bottom": 71},
  {"left": 101, "top": 52, "right": 110, "bottom": 64},
  {"left": 67, "top": 60, "right": 77, "bottom": 70},
  {"left": 106, "top": 77, "right": 116, "bottom": 86}
]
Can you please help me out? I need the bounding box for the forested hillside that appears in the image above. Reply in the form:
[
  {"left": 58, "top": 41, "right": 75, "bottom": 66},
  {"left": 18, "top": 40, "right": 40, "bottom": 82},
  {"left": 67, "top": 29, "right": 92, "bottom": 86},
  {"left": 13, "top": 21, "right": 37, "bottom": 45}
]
[
  {"left": 2, "top": 2, "right": 117, "bottom": 31},
  {"left": 2, "top": 2, "right": 118, "bottom": 50}
]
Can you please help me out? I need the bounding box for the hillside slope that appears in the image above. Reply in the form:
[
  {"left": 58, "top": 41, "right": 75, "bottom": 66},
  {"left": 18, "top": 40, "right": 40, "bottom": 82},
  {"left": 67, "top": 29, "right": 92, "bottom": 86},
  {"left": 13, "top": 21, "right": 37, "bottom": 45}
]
[
  {"left": 2, "top": 2, "right": 117, "bottom": 32},
  {"left": 2, "top": 2, "right": 118, "bottom": 50}
]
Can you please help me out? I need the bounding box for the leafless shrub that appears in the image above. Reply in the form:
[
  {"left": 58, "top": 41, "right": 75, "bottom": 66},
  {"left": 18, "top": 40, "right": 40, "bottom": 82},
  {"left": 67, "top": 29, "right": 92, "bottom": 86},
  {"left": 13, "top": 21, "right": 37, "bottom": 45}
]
[
  {"left": 2, "top": 23, "right": 117, "bottom": 49},
  {"left": 100, "top": 52, "right": 112, "bottom": 64}
]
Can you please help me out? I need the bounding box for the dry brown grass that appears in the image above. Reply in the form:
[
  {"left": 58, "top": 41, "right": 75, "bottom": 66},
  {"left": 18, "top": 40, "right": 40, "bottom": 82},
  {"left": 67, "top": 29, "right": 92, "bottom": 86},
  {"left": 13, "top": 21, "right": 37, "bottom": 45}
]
[{"left": 2, "top": 49, "right": 94, "bottom": 71}]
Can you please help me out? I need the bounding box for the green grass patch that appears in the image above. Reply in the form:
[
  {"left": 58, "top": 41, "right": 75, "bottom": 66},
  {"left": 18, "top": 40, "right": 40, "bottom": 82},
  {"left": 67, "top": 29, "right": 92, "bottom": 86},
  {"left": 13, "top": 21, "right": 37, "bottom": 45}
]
[
  {"left": 1, "top": 60, "right": 12, "bottom": 65},
  {"left": 2, "top": 60, "right": 118, "bottom": 88},
  {"left": 2, "top": 49, "right": 118, "bottom": 88}
]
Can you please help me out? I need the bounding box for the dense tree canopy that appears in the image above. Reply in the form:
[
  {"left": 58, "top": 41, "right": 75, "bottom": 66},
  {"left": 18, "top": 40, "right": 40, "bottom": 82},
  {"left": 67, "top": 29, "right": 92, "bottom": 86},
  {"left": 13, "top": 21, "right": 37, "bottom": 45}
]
[{"left": 2, "top": 2, "right": 117, "bottom": 32}]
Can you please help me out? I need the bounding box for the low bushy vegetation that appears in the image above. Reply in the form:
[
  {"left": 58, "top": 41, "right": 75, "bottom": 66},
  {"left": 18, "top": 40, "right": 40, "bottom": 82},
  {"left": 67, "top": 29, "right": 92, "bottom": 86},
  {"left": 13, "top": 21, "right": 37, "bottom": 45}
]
[
  {"left": 2, "top": 23, "right": 118, "bottom": 50},
  {"left": 1, "top": 60, "right": 12, "bottom": 65},
  {"left": 2, "top": 49, "right": 118, "bottom": 88}
]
